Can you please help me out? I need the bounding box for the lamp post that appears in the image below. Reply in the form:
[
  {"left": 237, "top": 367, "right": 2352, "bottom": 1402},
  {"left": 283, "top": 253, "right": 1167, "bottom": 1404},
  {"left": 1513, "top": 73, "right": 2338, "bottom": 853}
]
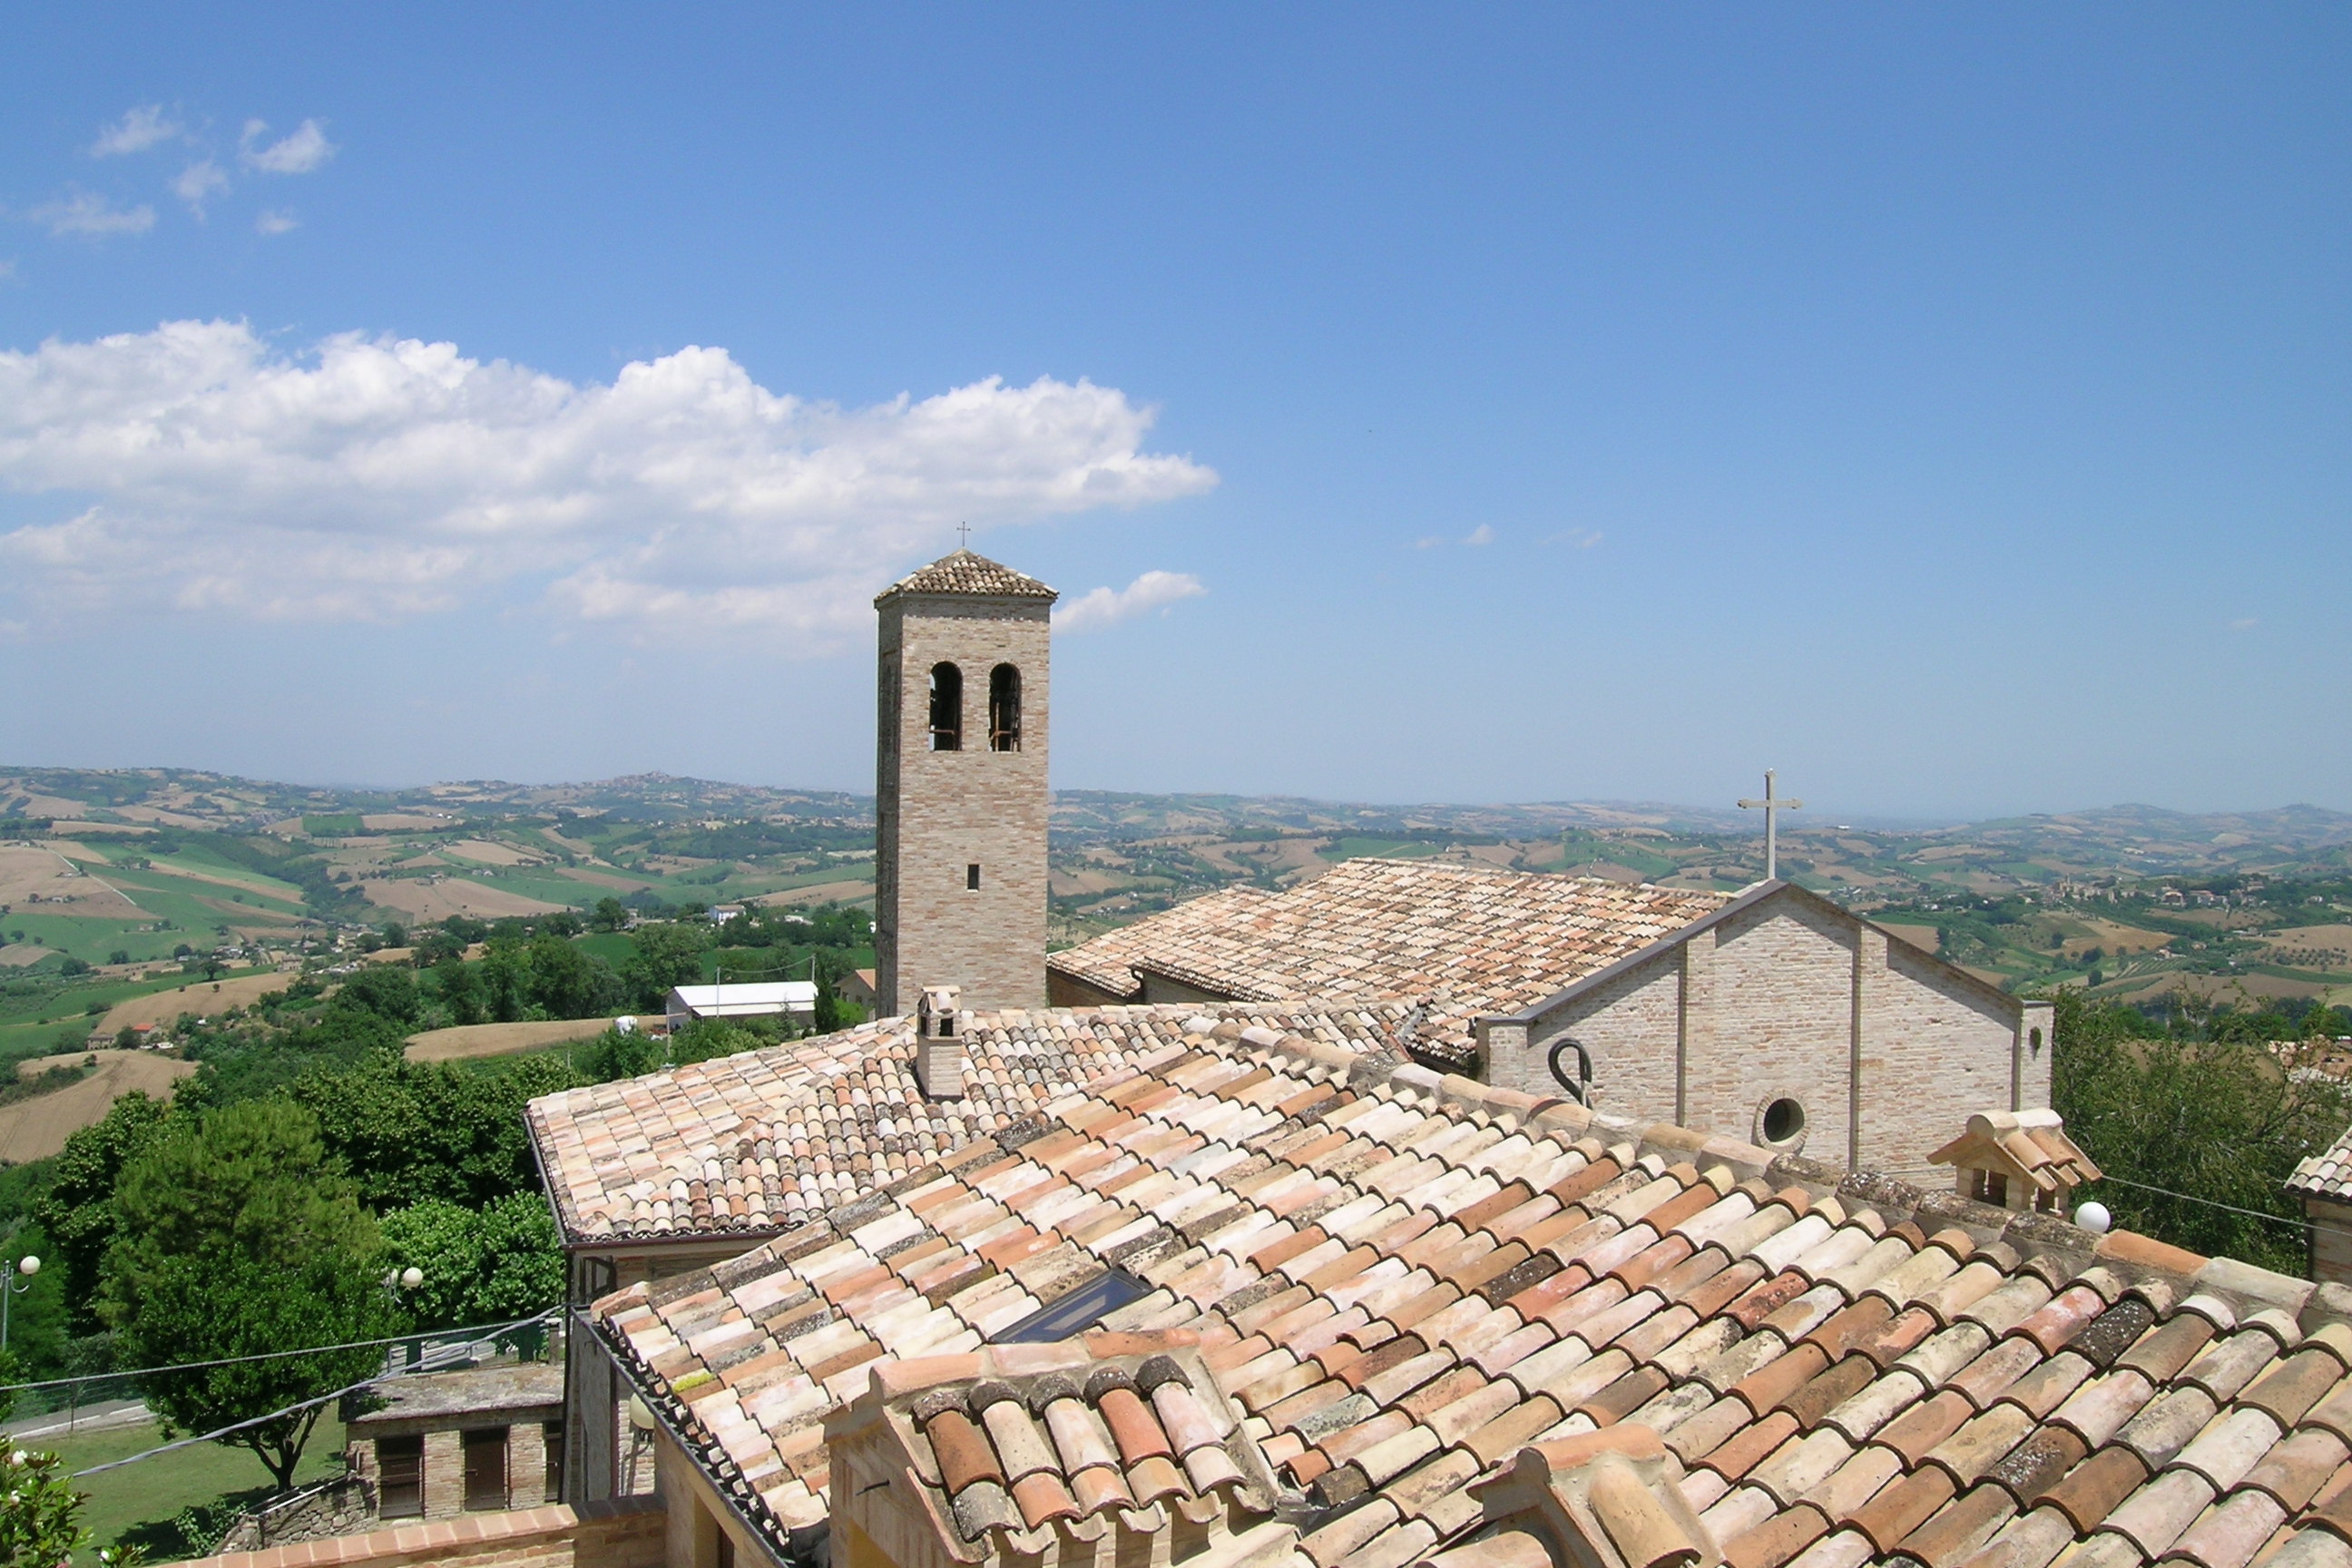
[{"left": 2, "top": 1255, "right": 39, "bottom": 1350}]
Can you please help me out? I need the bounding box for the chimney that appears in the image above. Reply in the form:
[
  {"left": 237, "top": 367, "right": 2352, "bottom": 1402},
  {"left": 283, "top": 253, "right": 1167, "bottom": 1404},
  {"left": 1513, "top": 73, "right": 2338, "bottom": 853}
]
[{"left": 914, "top": 985, "right": 965, "bottom": 1099}]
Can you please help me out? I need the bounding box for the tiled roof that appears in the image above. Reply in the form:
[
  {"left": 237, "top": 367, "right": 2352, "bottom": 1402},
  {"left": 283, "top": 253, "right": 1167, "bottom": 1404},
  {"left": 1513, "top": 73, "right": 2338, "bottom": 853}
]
[
  {"left": 524, "top": 1003, "right": 1411, "bottom": 1243},
  {"left": 841, "top": 1331, "right": 1285, "bottom": 1551},
  {"left": 1047, "top": 859, "right": 1731, "bottom": 1061},
  {"left": 2289, "top": 1125, "right": 2352, "bottom": 1201},
  {"left": 594, "top": 1019, "right": 2352, "bottom": 1568},
  {"left": 877, "top": 549, "right": 1059, "bottom": 603},
  {"left": 1930, "top": 1112, "right": 2103, "bottom": 1200}
]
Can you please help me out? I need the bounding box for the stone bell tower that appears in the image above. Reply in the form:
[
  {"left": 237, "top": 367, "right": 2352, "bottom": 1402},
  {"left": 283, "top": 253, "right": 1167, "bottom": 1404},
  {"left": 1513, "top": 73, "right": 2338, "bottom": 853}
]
[{"left": 874, "top": 549, "right": 1055, "bottom": 1016}]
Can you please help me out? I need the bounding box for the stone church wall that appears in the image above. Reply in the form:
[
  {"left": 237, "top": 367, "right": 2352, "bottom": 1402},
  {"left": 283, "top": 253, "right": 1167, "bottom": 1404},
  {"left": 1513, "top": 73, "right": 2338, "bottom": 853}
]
[
  {"left": 1862, "top": 935, "right": 2045, "bottom": 1175},
  {"left": 1494, "top": 886, "right": 2048, "bottom": 1177},
  {"left": 1694, "top": 897, "right": 1863, "bottom": 1162}
]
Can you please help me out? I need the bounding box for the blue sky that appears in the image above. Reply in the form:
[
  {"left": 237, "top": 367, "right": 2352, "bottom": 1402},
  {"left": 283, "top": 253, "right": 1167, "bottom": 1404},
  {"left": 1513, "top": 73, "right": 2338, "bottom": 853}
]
[{"left": 2, "top": 6, "right": 2346, "bottom": 818}]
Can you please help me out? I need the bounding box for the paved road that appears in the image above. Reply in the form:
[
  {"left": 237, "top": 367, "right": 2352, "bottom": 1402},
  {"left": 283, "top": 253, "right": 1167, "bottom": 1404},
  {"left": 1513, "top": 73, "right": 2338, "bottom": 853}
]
[{"left": 4, "top": 1396, "right": 152, "bottom": 1440}]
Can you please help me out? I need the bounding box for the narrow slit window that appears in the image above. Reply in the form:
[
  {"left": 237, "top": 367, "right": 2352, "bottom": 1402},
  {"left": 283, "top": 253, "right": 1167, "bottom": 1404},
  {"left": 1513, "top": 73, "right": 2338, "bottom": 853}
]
[
  {"left": 966, "top": 863, "right": 981, "bottom": 890},
  {"left": 543, "top": 1420, "right": 564, "bottom": 1504},
  {"left": 989, "top": 664, "right": 1022, "bottom": 751},
  {"left": 928, "top": 662, "right": 963, "bottom": 750}
]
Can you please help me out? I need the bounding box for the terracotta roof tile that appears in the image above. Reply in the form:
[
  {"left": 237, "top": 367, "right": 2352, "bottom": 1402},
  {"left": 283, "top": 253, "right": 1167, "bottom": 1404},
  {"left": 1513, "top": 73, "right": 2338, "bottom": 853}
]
[
  {"left": 586, "top": 1028, "right": 2352, "bottom": 1568},
  {"left": 876, "top": 548, "right": 1058, "bottom": 602},
  {"left": 1045, "top": 858, "right": 1731, "bottom": 1061}
]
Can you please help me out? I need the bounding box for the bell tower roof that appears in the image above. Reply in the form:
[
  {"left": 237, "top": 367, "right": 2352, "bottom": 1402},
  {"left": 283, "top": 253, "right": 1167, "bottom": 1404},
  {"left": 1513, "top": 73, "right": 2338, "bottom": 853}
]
[{"left": 875, "top": 548, "right": 1058, "bottom": 606}]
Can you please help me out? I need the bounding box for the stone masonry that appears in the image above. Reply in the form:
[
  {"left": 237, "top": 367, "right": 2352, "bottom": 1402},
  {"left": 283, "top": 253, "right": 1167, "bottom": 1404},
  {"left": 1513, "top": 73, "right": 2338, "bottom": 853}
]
[
  {"left": 874, "top": 552, "right": 1055, "bottom": 1016},
  {"left": 1475, "top": 881, "right": 2053, "bottom": 1178}
]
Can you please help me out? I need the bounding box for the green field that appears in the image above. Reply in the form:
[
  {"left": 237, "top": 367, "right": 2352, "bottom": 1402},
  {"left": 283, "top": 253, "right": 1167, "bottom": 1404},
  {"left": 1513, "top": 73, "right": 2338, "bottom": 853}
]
[{"left": 18, "top": 1411, "right": 350, "bottom": 1563}]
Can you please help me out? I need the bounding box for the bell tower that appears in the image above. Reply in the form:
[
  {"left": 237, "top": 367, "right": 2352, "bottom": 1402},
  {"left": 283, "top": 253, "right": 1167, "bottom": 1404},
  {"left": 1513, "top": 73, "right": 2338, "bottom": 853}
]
[{"left": 874, "top": 548, "right": 1056, "bottom": 1015}]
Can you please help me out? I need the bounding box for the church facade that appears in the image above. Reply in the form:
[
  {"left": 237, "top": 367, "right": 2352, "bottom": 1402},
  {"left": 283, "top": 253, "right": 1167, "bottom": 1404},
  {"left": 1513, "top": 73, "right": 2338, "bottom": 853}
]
[{"left": 1049, "top": 858, "right": 2052, "bottom": 1178}]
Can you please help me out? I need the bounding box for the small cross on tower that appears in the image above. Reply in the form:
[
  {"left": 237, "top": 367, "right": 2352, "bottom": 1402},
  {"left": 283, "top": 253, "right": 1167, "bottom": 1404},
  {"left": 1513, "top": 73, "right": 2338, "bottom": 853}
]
[
  {"left": 1738, "top": 769, "right": 1805, "bottom": 882},
  {"left": 956, "top": 522, "right": 972, "bottom": 549}
]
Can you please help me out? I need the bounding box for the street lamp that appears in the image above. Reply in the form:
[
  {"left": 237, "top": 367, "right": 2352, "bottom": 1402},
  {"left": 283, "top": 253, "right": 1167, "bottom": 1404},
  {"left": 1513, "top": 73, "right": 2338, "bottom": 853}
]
[
  {"left": 382, "top": 1266, "right": 424, "bottom": 1300},
  {"left": 2, "top": 1255, "right": 39, "bottom": 1350}
]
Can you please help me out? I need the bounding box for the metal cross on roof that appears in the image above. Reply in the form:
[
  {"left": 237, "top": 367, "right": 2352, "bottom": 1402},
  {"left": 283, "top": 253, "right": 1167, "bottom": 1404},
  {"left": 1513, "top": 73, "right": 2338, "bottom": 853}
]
[
  {"left": 1738, "top": 768, "right": 1805, "bottom": 881},
  {"left": 956, "top": 522, "right": 971, "bottom": 548}
]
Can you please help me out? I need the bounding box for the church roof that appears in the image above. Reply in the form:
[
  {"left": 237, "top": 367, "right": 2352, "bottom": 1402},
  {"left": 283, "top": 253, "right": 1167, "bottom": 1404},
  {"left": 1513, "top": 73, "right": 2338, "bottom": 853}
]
[
  {"left": 593, "top": 1017, "right": 2352, "bottom": 1568},
  {"left": 877, "top": 548, "right": 1059, "bottom": 603},
  {"left": 524, "top": 1002, "right": 1411, "bottom": 1244},
  {"left": 1046, "top": 859, "right": 1732, "bottom": 1063}
]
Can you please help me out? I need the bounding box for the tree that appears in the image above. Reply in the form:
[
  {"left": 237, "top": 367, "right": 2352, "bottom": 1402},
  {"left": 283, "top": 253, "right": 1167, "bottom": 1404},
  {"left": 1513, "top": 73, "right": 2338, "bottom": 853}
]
[
  {"left": 435, "top": 957, "right": 484, "bottom": 1025},
  {"left": 622, "top": 922, "right": 708, "bottom": 1008},
  {"left": 524, "top": 934, "right": 619, "bottom": 1019},
  {"left": 290, "top": 1051, "right": 580, "bottom": 1211},
  {"left": 332, "top": 965, "right": 418, "bottom": 1027},
  {"left": 129, "top": 1249, "right": 398, "bottom": 1492},
  {"left": 0, "top": 1447, "right": 137, "bottom": 1568},
  {"left": 591, "top": 897, "right": 628, "bottom": 933},
  {"left": 36, "top": 1093, "right": 172, "bottom": 1336},
  {"left": 103, "top": 1100, "right": 395, "bottom": 1492},
  {"left": 2051, "top": 989, "right": 2351, "bottom": 1272},
  {"left": 378, "top": 1193, "right": 565, "bottom": 1332}
]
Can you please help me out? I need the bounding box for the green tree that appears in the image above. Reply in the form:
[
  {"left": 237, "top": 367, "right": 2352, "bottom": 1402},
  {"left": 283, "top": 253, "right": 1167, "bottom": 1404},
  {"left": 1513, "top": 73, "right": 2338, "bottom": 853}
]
[
  {"left": 36, "top": 1093, "right": 172, "bottom": 1336},
  {"left": 103, "top": 1100, "right": 394, "bottom": 1492},
  {"left": 332, "top": 965, "right": 419, "bottom": 1026},
  {"left": 0, "top": 1447, "right": 134, "bottom": 1568},
  {"left": 378, "top": 1193, "right": 565, "bottom": 1332},
  {"left": 524, "top": 934, "right": 618, "bottom": 1019},
  {"left": 2051, "top": 990, "right": 2350, "bottom": 1272},
  {"left": 434, "top": 957, "right": 485, "bottom": 1026},
  {"left": 290, "top": 1052, "right": 581, "bottom": 1211},
  {"left": 591, "top": 897, "right": 628, "bottom": 933},
  {"left": 129, "top": 1249, "right": 397, "bottom": 1492},
  {"left": 622, "top": 922, "right": 708, "bottom": 1008}
]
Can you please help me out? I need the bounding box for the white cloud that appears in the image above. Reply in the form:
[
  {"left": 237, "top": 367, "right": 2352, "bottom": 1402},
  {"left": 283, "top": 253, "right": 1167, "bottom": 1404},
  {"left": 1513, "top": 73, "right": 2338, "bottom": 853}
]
[
  {"left": 1053, "top": 569, "right": 1208, "bottom": 632},
  {"left": 0, "top": 320, "right": 1217, "bottom": 640},
  {"left": 255, "top": 210, "right": 298, "bottom": 235},
  {"left": 1414, "top": 524, "right": 1498, "bottom": 549},
  {"left": 240, "top": 119, "right": 336, "bottom": 174},
  {"left": 1547, "top": 527, "right": 1604, "bottom": 549},
  {"left": 93, "top": 105, "right": 183, "bottom": 157},
  {"left": 172, "top": 160, "right": 230, "bottom": 217},
  {"left": 2230, "top": 617, "right": 2259, "bottom": 632},
  {"left": 26, "top": 191, "right": 155, "bottom": 238}
]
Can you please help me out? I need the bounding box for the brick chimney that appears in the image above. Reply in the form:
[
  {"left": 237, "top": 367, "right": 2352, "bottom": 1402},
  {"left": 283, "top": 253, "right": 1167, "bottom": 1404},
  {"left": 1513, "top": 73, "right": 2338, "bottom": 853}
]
[{"left": 915, "top": 985, "right": 965, "bottom": 1099}]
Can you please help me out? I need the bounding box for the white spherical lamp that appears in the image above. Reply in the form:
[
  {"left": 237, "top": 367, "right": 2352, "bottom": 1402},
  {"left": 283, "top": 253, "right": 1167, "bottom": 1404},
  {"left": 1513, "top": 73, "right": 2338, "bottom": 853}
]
[
  {"left": 400, "top": 1266, "right": 424, "bottom": 1290},
  {"left": 16, "top": 1257, "right": 36, "bottom": 1278},
  {"left": 2073, "top": 1200, "right": 2112, "bottom": 1235}
]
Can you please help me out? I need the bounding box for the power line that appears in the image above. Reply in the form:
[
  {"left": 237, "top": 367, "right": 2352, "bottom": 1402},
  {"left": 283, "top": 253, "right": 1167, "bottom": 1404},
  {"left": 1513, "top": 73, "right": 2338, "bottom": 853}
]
[
  {"left": 60, "top": 1311, "right": 559, "bottom": 1478},
  {"left": 0, "top": 1310, "right": 555, "bottom": 1395}
]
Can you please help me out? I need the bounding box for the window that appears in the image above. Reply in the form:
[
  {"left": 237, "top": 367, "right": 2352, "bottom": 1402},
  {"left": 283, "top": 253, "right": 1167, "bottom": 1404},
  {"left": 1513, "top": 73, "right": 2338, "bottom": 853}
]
[
  {"left": 463, "top": 1426, "right": 509, "bottom": 1512},
  {"left": 928, "top": 663, "right": 963, "bottom": 750},
  {"left": 1968, "top": 1168, "right": 2010, "bottom": 1207},
  {"left": 378, "top": 1436, "right": 424, "bottom": 1518},
  {"left": 988, "top": 664, "right": 1022, "bottom": 751},
  {"left": 2030, "top": 1026, "right": 2043, "bottom": 1057},
  {"left": 543, "top": 1420, "right": 564, "bottom": 1504},
  {"left": 966, "top": 863, "right": 981, "bottom": 890},
  {"left": 1760, "top": 1097, "right": 1805, "bottom": 1146}
]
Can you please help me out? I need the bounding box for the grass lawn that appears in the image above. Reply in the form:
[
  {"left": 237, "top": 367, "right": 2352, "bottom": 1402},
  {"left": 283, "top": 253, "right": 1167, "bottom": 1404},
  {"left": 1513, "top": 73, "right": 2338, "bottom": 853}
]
[{"left": 31, "top": 1411, "right": 349, "bottom": 1563}]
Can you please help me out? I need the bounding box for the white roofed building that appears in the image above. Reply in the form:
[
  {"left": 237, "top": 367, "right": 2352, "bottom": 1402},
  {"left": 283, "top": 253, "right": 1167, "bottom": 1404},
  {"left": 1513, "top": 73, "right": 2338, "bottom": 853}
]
[{"left": 662, "top": 980, "right": 817, "bottom": 1034}]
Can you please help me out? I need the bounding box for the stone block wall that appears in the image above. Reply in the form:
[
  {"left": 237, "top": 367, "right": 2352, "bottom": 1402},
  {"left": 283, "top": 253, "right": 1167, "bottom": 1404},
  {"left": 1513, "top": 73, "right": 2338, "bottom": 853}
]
[
  {"left": 876, "top": 595, "right": 1051, "bottom": 1015},
  {"left": 187, "top": 1497, "right": 663, "bottom": 1568},
  {"left": 1489, "top": 886, "right": 2048, "bottom": 1180}
]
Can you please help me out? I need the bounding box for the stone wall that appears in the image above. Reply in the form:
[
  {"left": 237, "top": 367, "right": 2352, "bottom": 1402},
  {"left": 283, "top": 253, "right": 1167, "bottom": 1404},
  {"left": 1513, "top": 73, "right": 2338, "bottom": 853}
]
[
  {"left": 1489, "top": 886, "right": 2046, "bottom": 1179},
  {"left": 875, "top": 594, "right": 1052, "bottom": 1015},
  {"left": 188, "top": 1497, "right": 664, "bottom": 1568}
]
